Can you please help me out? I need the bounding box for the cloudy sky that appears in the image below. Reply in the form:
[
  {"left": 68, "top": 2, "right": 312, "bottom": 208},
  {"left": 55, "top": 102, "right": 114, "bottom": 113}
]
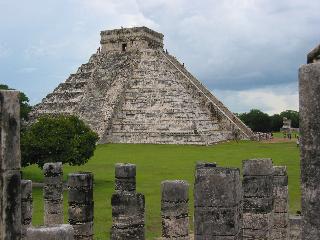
[{"left": 1, "top": 0, "right": 319, "bottom": 114}]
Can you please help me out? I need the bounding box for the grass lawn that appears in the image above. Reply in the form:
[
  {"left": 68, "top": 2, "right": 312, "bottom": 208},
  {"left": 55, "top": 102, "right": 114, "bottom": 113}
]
[{"left": 22, "top": 140, "right": 301, "bottom": 239}]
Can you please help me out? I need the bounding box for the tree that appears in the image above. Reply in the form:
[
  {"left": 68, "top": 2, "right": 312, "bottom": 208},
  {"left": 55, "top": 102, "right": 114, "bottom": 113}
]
[
  {"left": 270, "top": 114, "right": 283, "bottom": 132},
  {"left": 0, "top": 84, "right": 32, "bottom": 121},
  {"left": 238, "top": 109, "right": 271, "bottom": 132},
  {"left": 21, "top": 115, "right": 99, "bottom": 168}
]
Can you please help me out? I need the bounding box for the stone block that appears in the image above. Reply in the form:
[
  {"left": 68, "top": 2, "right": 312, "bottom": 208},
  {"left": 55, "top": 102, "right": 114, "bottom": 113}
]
[
  {"left": 273, "top": 166, "right": 287, "bottom": 176},
  {"left": 243, "top": 175, "right": 273, "bottom": 197},
  {"left": 161, "top": 201, "right": 188, "bottom": 217},
  {"left": 43, "top": 162, "right": 63, "bottom": 177},
  {"left": 68, "top": 188, "right": 93, "bottom": 204},
  {"left": 194, "top": 206, "right": 242, "bottom": 236},
  {"left": 44, "top": 175, "right": 63, "bottom": 185},
  {"left": 243, "top": 158, "right": 273, "bottom": 176},
  {"left": 273, "top": 198, "right": 288, "bottom": 213},
  {"left": 161, "top": 180, "right": 189, "bottom": 203},
  {"left": 243, "top": 212, "right": 272, "bottom": 230},
  {"left": 243, "top": 196, "right": 273, "bottom": 213},
  {"left": 112, "top": 192, "right": 145, "bottom": 217},
  {"left": 72, "top": 221, "right": 93, "bottom": 237},
  {"left": 21, "top": 180, "right": 32, "bottom": 200},
  {"left": 68, "top": 172, "right": 93, "bottom": 188},
  {"left": 115, "top": 163, "right": 136, "bottom": 178},
  {"left": 289, "top": 215, "right": 302, "bottom": 240},
  {"left": 115, "top": 178, "right": 136, "bottom": 192},
  {"left": 68, "top": 203, "right": 94, "bottom": 223},
  {"left": 43, "top": 183, "right": 63, "bottom": 200},
  {"left": 273, "top": 212, "right": 289, "bottom": 228},
  {"left": 21, "top": 199, "right": 33, "bottom": 225},
  {"left": 273, "top": 175, "right": 288, "bottom": 186},
  {"left": 271, "top": 227, "right": 289, "bottom": 240},
  {"left": 273, "top": 186, "right": 288, "bottom": 199},
  {"left": 44, "top": 200, "right": 64, "bottom": 225},
  {"left": 44, "top": 200, "right": 63, "bottom": 214},
  {"left": 242, "top": 228, "right": 271, "bottom": 239},
  {"left": 162, "top": 216, "right": 189, "bottom": 237},
  {"left": 26, "top": 224, "right": 74, "bottom": 240},
  {"left": 110, "top": 226, "right": 144, "bottom": 240},
  {"left": 194, "top": 166, "right": 241, "bottom": 207}
]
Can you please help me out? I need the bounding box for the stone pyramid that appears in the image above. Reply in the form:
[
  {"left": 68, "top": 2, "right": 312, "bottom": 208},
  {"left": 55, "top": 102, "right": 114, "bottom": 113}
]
[{"left": 30, "top": 27, "right": 254, "bottom": 145}]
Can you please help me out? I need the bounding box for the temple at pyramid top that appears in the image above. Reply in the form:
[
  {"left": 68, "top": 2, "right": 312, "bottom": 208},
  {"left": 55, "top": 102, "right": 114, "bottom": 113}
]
[
  {"left": 30, "top": 26, "right": 254, "bottom": 145},
  {"left": 100, "top": 27, "right": 164, "bottom": 52}
]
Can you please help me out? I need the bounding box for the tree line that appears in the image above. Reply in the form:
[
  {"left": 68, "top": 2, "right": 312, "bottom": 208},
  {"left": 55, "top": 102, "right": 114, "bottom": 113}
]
[{"left": 236, "top": 109, "right": 299, "bottom": 133}]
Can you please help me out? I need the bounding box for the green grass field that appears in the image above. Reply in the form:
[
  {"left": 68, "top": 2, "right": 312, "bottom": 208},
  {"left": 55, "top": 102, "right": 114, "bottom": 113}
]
[{"left": 22, "top": 140, "right": 301, "bottom": 239}]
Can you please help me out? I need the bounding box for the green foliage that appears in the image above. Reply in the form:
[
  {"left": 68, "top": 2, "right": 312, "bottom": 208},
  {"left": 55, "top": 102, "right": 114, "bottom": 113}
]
[
  {"left": 270, "top": 114, "right": 283, "bottom": 132},
  {"left": 22, "top": 141, "right": 300, "bottom": 239},
  {"left": 0, "top": 84, "right": 32, "bottom": 121},
  {"left": 238, "top": 109, "right": 299, "bottom": 132},
  {"left": 238, "top": 109, "right": 271, "bottom": 132},
  {"left": 21, "top": 115, "right": 99, "bottom": 168}
]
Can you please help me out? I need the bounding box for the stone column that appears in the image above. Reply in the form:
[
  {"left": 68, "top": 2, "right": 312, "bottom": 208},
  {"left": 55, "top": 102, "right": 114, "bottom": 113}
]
[
  {"left": 194, "top": 162, "right": 242, "bottom": 239},
  {"left": 242, "top": 158, "right": 274, "bottom": 239},
  {"left": 272, "top": 166, "right": 289, "bottom": 239},
  {"left": 161, "top": 180, "right": 189, "bottom": 239},
  {"left": 26, "top": 225, "right": 74, "bottom": 240},
  {"left": 68, "top": 172, "right": 94, "bottom": 240},
  {"left": 299, "top": 60, "right": 320, "bottom": 239},
  {"left": 110, "top": 163, "right": 145, "bottom": 240},
  {"left": 21, "top": 180, "right": 33, "bottom": 239},
  {"left": 289, "top": 215, "right": 302, "bottom": 240},
  {"left": 0, "top": 90, "right": 21, "bottom": 240},
  {"left": 43, "top": 162, "right": 63, "bottom": 225}
]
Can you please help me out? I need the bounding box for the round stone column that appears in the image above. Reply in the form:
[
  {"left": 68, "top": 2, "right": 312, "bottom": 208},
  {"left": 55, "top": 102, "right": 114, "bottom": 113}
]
[{"left": 68, "top": 172, "right": 94, "bottom": 240}]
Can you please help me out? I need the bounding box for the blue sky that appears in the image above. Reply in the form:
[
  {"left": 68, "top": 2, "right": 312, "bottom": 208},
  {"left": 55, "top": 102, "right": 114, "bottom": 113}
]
[{"left": 1, "top": 0, "right": 319, "bottom": 114}]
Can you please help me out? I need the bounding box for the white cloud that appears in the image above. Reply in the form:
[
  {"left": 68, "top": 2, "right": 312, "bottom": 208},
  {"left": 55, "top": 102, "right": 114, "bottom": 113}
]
[{"left": 213, "top": 84, "right": 299, "bottom": 114}]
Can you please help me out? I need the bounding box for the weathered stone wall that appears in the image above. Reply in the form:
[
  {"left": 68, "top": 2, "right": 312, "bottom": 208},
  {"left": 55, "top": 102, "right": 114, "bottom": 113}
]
[
  {"left": 242, "top": 159, "right": 274, "bottom": 239},
  {"left": 299, "top": 60, "right": 320, "bottom": 239},
  {"left": 194, "top": 162, "right": 242, "bottom": 239},
  {"left": 0, "top": 90, "right": 21, "bottom": 240}
]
